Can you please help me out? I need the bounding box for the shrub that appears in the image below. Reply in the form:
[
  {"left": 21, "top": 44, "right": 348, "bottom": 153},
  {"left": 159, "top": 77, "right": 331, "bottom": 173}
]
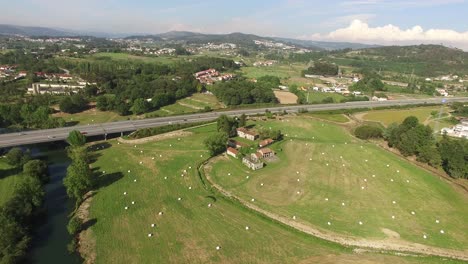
[
  {"left": 67, "top": 217, "right": 82, "bottom": 235},
  {"left": 354, "top": 125, "right": 383, "bottom": 139}
]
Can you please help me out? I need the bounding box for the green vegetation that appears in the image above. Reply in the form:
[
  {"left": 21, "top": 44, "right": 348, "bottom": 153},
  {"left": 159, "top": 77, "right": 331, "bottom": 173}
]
[
  {"left": 308, "top": 113, "right": 349, "bottom": 123},
  {"left": 128, "top": 121, "right": 212, "bottom": 139},
  {"left": 0, "top": 151, "right": 48, "bottom": 264},
  {"left": 211, "top": 79, "right": 278, "bottom": 106},
  {"left": 67, "top": 130, "right": 87, "bottom": 147},
  {"left": 302, "top": 61, "right": 338, "bottom": 76},
  {"left": 362, "top": 106, "right": 451, "bottom": 128},
  {"left": 59, "top": 94, "right": 88, "bottom": 114},
  {"left": 210, "top": 117, "right": 468, "bottom": 250},
  {"left": 82, "top": 124, "right": 462, "bottom": 263},
  {"left": 354, "top": 125, "right": 383, "bottom": 139}
]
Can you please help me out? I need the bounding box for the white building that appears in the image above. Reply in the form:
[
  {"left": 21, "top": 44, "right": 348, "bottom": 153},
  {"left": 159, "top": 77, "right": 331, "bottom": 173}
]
[{"left": 441, "top": 121, "right": 468, "bottom": 138}]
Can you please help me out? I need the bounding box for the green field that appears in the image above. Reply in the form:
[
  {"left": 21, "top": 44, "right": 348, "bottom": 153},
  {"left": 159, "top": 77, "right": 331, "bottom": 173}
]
[
  {"left": 55, "top": 108, "right": 128, "bottom": 125},
  {"left": 361, "top": 106, "right": 453, "bottom": 129},
  {"left": 240, "top": 63, "right": 305, "bottom": 80},
  {"left": 89, "top": 52, "right": 186, "bottom": 64},
  {"left": 308, "top": 113, "right": 350, "bottom": 123},
  {"left": 83, "top": 124, "right": 463, "bottom": 263},
  {"left": 209, "top": 117, "right": 468, "bottom": 251},
  {"left": 0, "top": 159, "right": 23, "bottom": 206},
  {"left": 305, "top": 92, "right": 346, "bottom": 103},
  {"left": 146, "top": 94, "right": 224, "bottom": 117}
]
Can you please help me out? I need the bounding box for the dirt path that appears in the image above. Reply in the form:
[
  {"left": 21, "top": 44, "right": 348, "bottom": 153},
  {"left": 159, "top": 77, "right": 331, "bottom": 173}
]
[
  {"left": 202, "top": 158, "right": 468, "bottom": 261},
  {"left": 76, "top": 191, "right": 96, "bottom": 264},
  {"left": 178, "top": 102, "right": 203, "bottom": 110},
  {"left": 117, "top": 130, "right": 193, "bottom": 144}
]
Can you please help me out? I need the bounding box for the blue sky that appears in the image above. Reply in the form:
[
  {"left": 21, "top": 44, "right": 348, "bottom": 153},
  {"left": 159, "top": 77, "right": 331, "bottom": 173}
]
[{"left": 2, "top": 0, "right": 468, "bottom": 48}]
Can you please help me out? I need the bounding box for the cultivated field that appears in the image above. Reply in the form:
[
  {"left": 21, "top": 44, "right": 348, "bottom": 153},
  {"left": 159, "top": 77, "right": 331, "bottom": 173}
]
[
  {"left": 359, "top": 106, "right": 453, "bottom": 129},
  {"left": 209, "top": 117, "right": 468, "bottom": 251},
  {"left": 274, "top": 91, "right": 298, "bottom": 104},
  {"left": 83, "top": 124, "right": 463, "bottom": 263},
  {"left": 146, "top": 93, "right": 225, "bottom": 117}
]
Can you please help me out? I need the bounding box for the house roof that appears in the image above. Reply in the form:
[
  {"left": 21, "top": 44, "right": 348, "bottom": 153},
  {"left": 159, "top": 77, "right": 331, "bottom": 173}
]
[
  {"left": 237, "top": 127, "right": 258, "bottom": 136},
  {"left": 259, "top": 138, "right": 274, "bottom": 147},
  {"left": 258, "top": 148, "right": 273, "bottom": 154},
  {"left": 227, "top": 147, "right": 238, "bottom": 155}
]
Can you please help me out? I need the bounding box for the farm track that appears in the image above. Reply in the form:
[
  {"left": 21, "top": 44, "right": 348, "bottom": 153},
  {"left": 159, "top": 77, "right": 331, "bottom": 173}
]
[{"left": 203, "top": 157, "right": 468, "bottom": 261}]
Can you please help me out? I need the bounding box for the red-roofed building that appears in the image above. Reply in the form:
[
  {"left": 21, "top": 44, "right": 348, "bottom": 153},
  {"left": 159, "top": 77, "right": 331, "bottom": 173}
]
[
  {"left": 257, "top": 148, "right": 275, "bottom": 158},
  {"left": 259, "top": 138, "right": 274, "bottom": 148},
  {"left": 237, "top": 127, "right": 259, "bottom": 141},
  {"left": 227, "top": 147, "right": 239, "bottom": 158}
]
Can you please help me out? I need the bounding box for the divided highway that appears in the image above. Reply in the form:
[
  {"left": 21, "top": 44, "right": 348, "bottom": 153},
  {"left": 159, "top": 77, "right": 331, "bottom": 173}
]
[{"left": 1, "top": 97, "right": 468, "bottom": 148}]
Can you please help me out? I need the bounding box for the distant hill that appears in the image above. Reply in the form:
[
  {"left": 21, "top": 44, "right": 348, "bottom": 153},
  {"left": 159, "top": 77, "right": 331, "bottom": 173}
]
[
  {"left": 0, "top": 24, "right": 74, "bottom": 37},
  {"left": 272, "top": 37, "right": 381, "bottom": 50},
  {"left": 337, "top": 44, "right": 468, "bottom": 76}
]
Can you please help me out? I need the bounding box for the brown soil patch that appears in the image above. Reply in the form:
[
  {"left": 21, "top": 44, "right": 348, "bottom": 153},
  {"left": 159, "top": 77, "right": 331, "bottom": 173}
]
[
  {"left": 77, "top": 191, "right": 96, "bottom": 264},
  {"left": 118, "top": 130, "right": 193, "bottom": 144},
  {"left": 381, "top": 228, "right": 401, "bottom": 239},
  {"left": 274, "top": 91, "right": 298, "bottom": 104}
]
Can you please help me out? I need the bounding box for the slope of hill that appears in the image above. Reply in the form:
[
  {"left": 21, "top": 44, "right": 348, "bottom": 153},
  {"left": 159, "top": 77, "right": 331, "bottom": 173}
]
[
  {"left": 0, "top": 24, "right": 73, "bottom": 37},
  {"left": 334, "top": 44, "right": 468, "bottom": 76},
  {"left": 272, "top": 37, "right": 381, "bottom": 50}
]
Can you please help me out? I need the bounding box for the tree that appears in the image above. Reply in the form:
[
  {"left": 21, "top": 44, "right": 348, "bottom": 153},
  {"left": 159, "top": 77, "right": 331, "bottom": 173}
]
[
  {"left": 131, "top": 98, "right": 151, "bottom": 115},
  {"left": 59, "top": 94, "right": 88, "bottom": 114},
  {"left": 5, "top": 148, "right": 25, "bottom": 167},
  {"left": 354, "top": 125, "right": 383, "bottom": 139},
  {"left": 216, "top": 115, "right": 238, "bottom": 137},
  {"left": 238, "top": 114, "right": 247, "bottom": 127},
  {"left": 23, "top": 160, "right": 49, "bottom": 183},
  {"left": 67, "top": 130, "right": 86, "bottom": 147},
  {"left": 63, "top": 159, "right": 93, "bottom": 204},
  {"left": 96, "top": 96, "right": 109, "bottom": 111},
  {"left": 204, "top": 132, "right": 228, "bottom": 156}
]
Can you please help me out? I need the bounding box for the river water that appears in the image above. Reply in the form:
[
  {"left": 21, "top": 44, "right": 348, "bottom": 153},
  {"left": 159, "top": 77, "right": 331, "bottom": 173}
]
[{"left": 28, "top": 161, "right": 82, "bottom": 264}]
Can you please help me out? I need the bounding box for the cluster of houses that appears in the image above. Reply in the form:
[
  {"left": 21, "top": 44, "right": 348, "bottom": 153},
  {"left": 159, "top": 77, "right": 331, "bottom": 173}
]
[
  {"left": 27, "top": 73, "right": 97, "bottom": 95},
  {"left": 194, "top": 68, "right": 234, "bottom": 85},
  {"left": 311, "top": 85, "right": 364, "bottom": 97},
  {"left": 34, "top": 72, "right": 73, "bottom": 81},
  {"left": 253, "top": 60, "right": 277, "bottom": 67},
  {"left": 0, "top": 64, "right": 27, "bottom": 80},
  {"left": 253, "top": 40, "right": 295, "bottom": 50},
  {"left": 441, "top": 119, "right": 468, "bottom": 139},
  {"left": 226, "top": 127, "right": 277, "bottom": 171}
]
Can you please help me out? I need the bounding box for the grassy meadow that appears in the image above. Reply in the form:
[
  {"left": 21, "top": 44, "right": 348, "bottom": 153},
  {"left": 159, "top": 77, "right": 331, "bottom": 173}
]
[
  {"left": 209, "top": 117, "right": 468, "bottom": 250},
  {"left": 82, "top": 122, "right": 466, "bottom": 263},
  {"left": 0, "top": 159, "right": 23, "bottom": 206}
]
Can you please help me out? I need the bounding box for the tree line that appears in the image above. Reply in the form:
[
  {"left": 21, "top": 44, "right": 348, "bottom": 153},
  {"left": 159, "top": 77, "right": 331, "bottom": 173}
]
[
  {"left": 0, "top": 148, "right": 49, "bottom": 264},
  {"left": 210, "top": 79, "right": 278, "bottom": 106}
]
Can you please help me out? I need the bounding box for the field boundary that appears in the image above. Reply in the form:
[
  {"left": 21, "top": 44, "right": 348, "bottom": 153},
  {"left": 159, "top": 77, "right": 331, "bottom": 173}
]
[{"left": 202, "top": 157, "right": 468, "bottom": 261}]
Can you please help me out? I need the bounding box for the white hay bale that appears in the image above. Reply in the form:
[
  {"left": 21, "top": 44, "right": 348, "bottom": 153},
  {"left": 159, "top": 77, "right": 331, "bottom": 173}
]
[
  {"left": 200, "top": 155, "right": 203, "bottom": 157},
  {"left": 245, "top": 226, "right": 250, "bottom": 230},
  {"left": 189, "top": 166, "right": 192, "bottom": 169},
  {"left": 332, "top": 145, "right": 335, "bottom": 148},
  {"left": 152, "top": 157, "right": 155, "bottom": 160},
  {"left": 177, "top": 197, "right": 182, "bottom": 201},
  {"left": 361, "top": 186, "right": 365, "bottom": 190},
  {"left": 159, "top": 154, "right": 162, "bottom": 157},
  {"left": 208, "top": 203, "right": 212, "bottom": 207},
  {"left": 364, "top": 179, "right": 367, "bottom": 182},
  {"left": 390, "top": 179, "right": 394, "bottom": 182},
  {"left": 365, "top": 159, "right": 368, "bottom": 162},
  {"left": 327, "top": 221, "right": 331, "bottom": 225},
  {"left": 102, "top": 171, "right": 106, "bottom": 174},
  {"left": 131, "top": 201, "right": 135, "bottom": 205},
  {"left": 309, "top": 158, "right": 312, "bottom": 161},
  {"left": 228, "top": 173, "right": 231, "bottom": 176},
  {"left": 169, "top": 144, "right": 172, "bottom": 147},
  {"left": 345, "top": 142, "right": 347, "bottom": 144},
  {"left": 340, "top": 156, "right": 343, "bottom": 159},
  {"left": 325, "top": 198, "right": 328, "bottom": 201},
  {"left": 392, "top": 201, "right": 396, "bottom": 204},
  {"left": 134, "top": 179, "right": 137, "bottom": 182},
  {"left": 189, "top": 186, "right": 192, "bottom": 190},
  {"left": 183, "top": 170, "right": 187, "bottom": 173},
  {"left": 326, "top": 163, "right": 329, "bottom": 166},
  {"left": 372, "top": 174, "right": 375, "bottom": 177},
  {"left": 246, "top": 176, "right": 250, "bottom": 179},
  {"left": 423, "top": 234, "right": 427, "bottom": 239},
  {"left": 139, "top": 161, "right": 143, "bottom": 164},
  {"left": 411, "top": 211, "right": 415, "bottom": 215},
  {"left": 406, "top": 180, "right": 410, "bottom": 183},
  {"left": 321, "top": 152, "right": 325, "bottom": 155},
  {"left": 148, "top": 233, "right": 153, "bottom": 237},
  {"left": 260, "top": 183, "right": 264, "bottom": 186},
  {"left": 178, "top": 138, "right": 180, "bottom": 141},
  {"left": 164, "top": 176, "right": 167, "bottom": 180},
  {"left": 216, "top": 246, "right": 221, "bottom": 250},
  {"left": 125, "top": 206, "right": 128, "bottom": 210},
  {"left": 181, "top": 174, "right": 184, "bottom": 177},
  {"left": 342, "top": 164, "right": 345, "bottom": 167},
  {"left": 397, "top": 170, "right": 400, "bottom": 173},
  {"left": 387, "top": 164, "right": 390, "bottom": 167},
  {"left": 292, "top": 215, "right": 296, "bottom": 220},
  {"left": 151, "top": 224, "right": 155, "bottom": 228},
  {"left": 391, "top": 215, "right": 395, "bottom": 219},
  {"left": 140, "top": 150, "right": 143, "bottom": 153},
  {"left": 296, "top": 171, "right": 299, "bottom": 174},
  {"left": 128, "top": 170, "right": 131, "bottom": 173},
  {"left": 123, "top": 192, "right": 127, "bottom": 195},
  {"left": 296, "top": 191, "right": 301, "bottom": 194},
  {"left": 440, "top": 230, "right": 445, "bottom": 234},
  {"left": 134, "top": 145, "right": 137, "bottom": 148},
  {"left": 251, "top": 198, "right": 255, "bottom": 202},
  {"left": 358, "top": 221, "right": 363, "bottom": 225},
  {"left": 158, "top": 211, "right": 163, "bottom": 215},
  {"left": 297, "top": 179, "right": 300, "bottom": 182},
  {"left": 436, "top": 219, "right": 440, "bottom": 224},
  {"left": 341, "top": 202, "right": 345, "bottom": 206}
]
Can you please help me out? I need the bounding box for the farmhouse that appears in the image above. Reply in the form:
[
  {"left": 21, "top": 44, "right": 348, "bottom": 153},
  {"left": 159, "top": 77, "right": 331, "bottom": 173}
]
[
  {"left": 257, "top": 148, "right": 275, "bottom": 158},
  {"left": 259, "top": 138, "right": 274, "bottom": 148},
  {"left": 441, "top": 120, "right": 468, "bottom": 138},
  {"left": 237, "top": 127, "right": 259, "bottom": 141},
  {"left": 226, "top": 147, "right": 239, "bottom": 158},
  {"left": 228, "top": 139, "right": 247, "bottom": 149},
  {"left": 242, "top": 156, "right": 264, "bottom": 170},
  {"left": 195, "top": 68, "right": 219, "bottom": 79}
]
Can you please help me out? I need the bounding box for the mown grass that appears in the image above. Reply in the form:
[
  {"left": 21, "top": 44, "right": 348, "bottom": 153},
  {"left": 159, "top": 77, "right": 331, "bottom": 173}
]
[
  {"left": 361, "top": 106, "right": 452, "bottom": 129},
  {"left": 308, "top": 113, "right": 350, "bottom": 123},
  {"left": 84, "top": 123, "right": 465, "bottom": 263},
  {"left": 210, "top": 117, "right": 468, "bottom": 251}
]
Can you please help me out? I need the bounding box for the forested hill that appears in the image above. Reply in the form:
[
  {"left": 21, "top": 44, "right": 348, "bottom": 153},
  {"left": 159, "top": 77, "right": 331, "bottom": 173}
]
[{"left": 337, "top": 44, "right": 468, "bottom": 76}]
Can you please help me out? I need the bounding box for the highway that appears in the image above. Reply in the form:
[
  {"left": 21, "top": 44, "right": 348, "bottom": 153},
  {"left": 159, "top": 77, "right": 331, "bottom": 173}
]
[{"left": 1, "top": 97, "right": 467, "bottom": 148}]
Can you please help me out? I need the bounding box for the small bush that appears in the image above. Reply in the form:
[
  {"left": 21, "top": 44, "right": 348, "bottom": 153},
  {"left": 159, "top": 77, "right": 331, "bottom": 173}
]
[
  {"left": 354, "top": 125, "right": 383, "bottom": 139},
  {"left": 67, "top": 217, "right": 83, "bottom": 235}
]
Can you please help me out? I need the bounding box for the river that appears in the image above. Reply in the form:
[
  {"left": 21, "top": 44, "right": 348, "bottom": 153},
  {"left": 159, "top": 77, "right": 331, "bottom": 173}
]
[{"left": 28, "top": 159, "right": 82, "bottom": 264}]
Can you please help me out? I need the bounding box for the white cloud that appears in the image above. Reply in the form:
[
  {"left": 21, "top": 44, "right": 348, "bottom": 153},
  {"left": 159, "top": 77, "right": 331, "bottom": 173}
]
[{"left": 305, "top": 20, "right": 468, "bottom": 50}]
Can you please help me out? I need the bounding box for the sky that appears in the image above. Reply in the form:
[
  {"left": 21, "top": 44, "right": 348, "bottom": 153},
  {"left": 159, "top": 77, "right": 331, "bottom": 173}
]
[{"left": 2, "top": 0, "right": 468, "bottom": 49}]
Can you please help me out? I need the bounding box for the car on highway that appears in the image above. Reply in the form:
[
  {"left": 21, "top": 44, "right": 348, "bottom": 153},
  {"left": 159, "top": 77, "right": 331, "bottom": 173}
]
[
  {"left": 80, "top": 131, "right": 88, "bottom": 135},
  {"left": 47, "top": 135, "right": 55, "bottom": 139}
]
